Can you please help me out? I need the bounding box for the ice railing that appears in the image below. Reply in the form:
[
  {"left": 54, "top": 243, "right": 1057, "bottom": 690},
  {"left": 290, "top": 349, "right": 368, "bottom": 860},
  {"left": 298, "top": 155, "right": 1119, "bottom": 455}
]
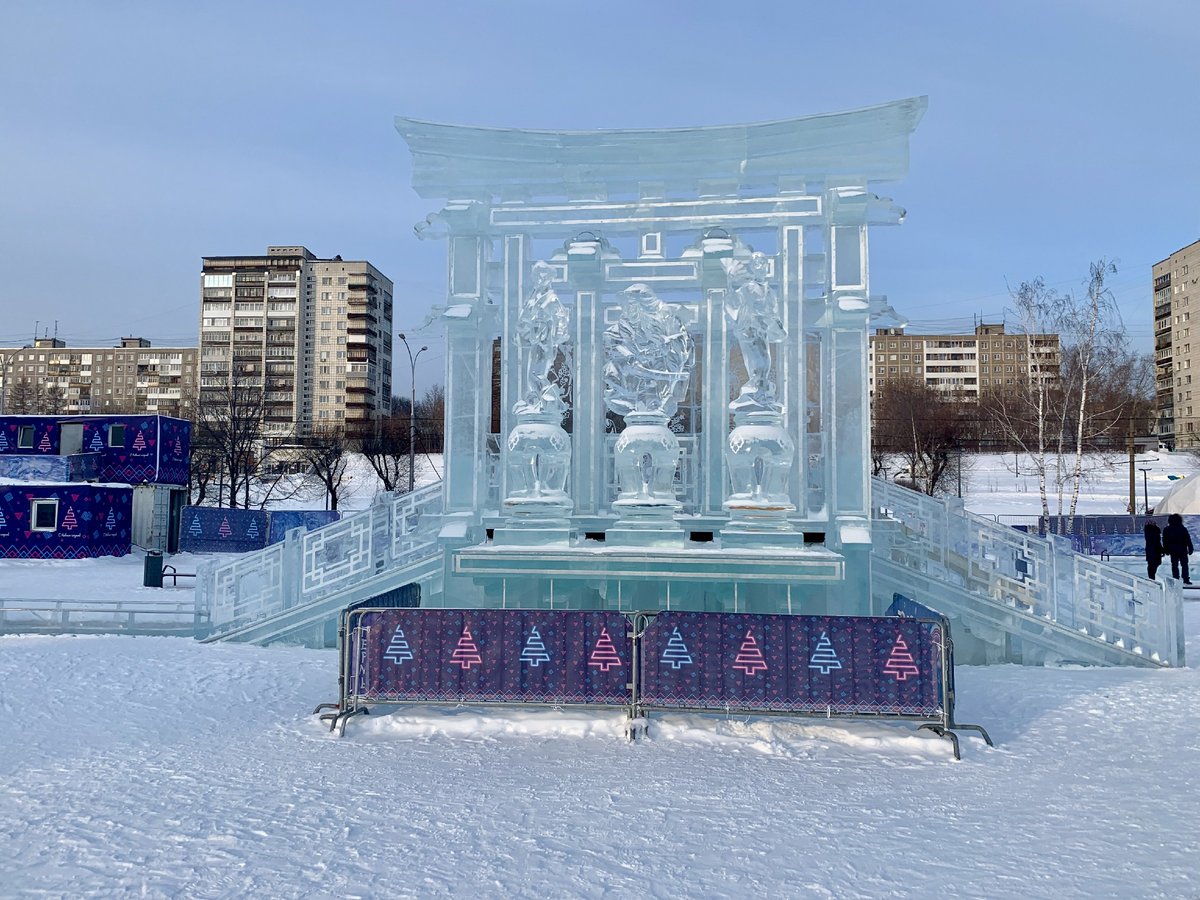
[
  {"left": 197, "top": 482, "right": 444, "bottom": 633},
  {"left": 871, "top": 478, "right": 1184, "bottom": 666}
]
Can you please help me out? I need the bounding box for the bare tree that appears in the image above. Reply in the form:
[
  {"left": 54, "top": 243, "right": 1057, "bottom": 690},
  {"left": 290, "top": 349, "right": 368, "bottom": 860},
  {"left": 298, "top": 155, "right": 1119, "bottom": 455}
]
[
  {"left": 297, "top": 425, "right": 351, "bottom": 511},
  {"left": 359, "top": 414, "right": 412, "bottom": 493},
  {"left": 188, "top": 433, "right": 222, "bottom": 507},
  {"left": 872, "top": 377, "right": 968, "bottom": 496},
  {"left": 985, "top": 260, "right": 1136, "bottom": 530},
  {"left": 195, "top": 376, "right": 271, "bottom": 509},
  {"left": 414, "top": 384, "right": 445, "bottom": 453}
]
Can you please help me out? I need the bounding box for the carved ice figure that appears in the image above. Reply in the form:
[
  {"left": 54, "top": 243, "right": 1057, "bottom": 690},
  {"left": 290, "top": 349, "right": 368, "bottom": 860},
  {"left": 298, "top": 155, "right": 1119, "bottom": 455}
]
[
  {"left": 500, "top": 260, "right": 573, "bottom": 535},
  {"left": 723, "top": 252, "right": 785, "bottom": 413},
  {"left": 602, "top": 283, "right": 692, "bottom": 418},
  {"left": 603, "top": 285, "right": 693, "bottom": 538},
  {"left": 515, "top": 261, "right": 570, "bottom": 415}
]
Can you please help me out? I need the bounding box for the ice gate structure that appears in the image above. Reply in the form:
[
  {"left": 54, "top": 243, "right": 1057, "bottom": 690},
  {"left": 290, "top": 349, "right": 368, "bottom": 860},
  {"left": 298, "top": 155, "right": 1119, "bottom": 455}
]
[{"left": 198, "top": 98, "right": 1184, "bottom": 668}]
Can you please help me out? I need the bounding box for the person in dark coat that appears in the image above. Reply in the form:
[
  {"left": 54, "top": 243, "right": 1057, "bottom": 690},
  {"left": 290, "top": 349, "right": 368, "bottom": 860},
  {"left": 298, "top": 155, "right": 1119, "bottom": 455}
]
[
  {"left": 1144, "top": 520, "right": 1164, "bottom": 580},
  {"left": 1162, "top": 513, "right": 1194, "bottom": 585}
]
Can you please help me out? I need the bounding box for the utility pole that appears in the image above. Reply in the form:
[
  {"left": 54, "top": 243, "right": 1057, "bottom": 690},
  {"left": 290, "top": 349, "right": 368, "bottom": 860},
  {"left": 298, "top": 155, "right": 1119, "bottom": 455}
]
[
  {"left": 397, "top": 332, "right": 428, "bottom": 494},
  {"left": 1128, "top": 418, "right": 1136, "bottom": 517}
]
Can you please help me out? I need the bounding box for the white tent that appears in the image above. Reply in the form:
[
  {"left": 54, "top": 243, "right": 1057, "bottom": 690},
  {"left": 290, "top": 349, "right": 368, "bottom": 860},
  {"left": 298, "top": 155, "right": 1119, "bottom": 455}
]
[{"left": 1153, "top": 473, "right": 1200, "bottom": 514}]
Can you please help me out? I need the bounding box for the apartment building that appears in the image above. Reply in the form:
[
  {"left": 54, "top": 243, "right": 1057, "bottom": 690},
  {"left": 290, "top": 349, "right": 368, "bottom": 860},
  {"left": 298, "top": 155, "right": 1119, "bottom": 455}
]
[
  {"left": 1153, "top": 238, "right": 1200, "bottom": 448},
  {"left": 0, "top": 337, "right": 197, "bottom": 417},
  {"left": 199, "top": 246, "right": 393, "bottom": 438},
  {"left": 868, "top": 323, "right": 1060, "bottom": 398}
]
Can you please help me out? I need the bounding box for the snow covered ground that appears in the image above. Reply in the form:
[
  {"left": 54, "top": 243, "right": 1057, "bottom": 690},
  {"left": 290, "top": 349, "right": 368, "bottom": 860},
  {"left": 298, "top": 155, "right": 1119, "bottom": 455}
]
[
  {"left": 3, "top": 453, "right": 1200, "bottom": 897},
  {"left": 4, "top": 622, "right": 1200, "bottom": 897}
]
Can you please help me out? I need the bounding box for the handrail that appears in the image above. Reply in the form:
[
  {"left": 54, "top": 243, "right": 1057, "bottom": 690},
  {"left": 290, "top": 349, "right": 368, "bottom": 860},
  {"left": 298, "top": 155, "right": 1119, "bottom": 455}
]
[
  {"left": 197, "top": 481, "right": 445, "bottom": 641},
  {"left": 871, "top": 478, "right": 1184, "bottom": 667}
]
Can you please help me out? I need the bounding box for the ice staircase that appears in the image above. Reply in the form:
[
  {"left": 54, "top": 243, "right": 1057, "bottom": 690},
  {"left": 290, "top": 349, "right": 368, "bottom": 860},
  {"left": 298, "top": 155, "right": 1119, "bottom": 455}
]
[
  {"left": 196, "top": 482, "right": 444, "bottom": 647},
  {"left": 870, "top": 478, "right": 1186, "bottom": 668}
]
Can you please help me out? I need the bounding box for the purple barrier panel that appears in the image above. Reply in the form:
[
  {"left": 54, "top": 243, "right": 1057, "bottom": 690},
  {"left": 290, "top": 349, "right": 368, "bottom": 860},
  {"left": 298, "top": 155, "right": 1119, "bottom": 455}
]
[
  {"left": 351, "top": 608, "right": 632, "bottom": 706},
  {"left": 640, "top": 612, "right": 944, "bottom": 718}
]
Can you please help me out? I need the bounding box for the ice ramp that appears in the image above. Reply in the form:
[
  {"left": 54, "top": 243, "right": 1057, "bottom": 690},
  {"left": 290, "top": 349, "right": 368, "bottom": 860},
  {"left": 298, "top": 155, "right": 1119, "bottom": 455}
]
[
  {"left": 871, "top": 479, "right": 1185, "bottom": 668},
  {"left": 197, "top": 483, "right": 443, "bottom": 647}
]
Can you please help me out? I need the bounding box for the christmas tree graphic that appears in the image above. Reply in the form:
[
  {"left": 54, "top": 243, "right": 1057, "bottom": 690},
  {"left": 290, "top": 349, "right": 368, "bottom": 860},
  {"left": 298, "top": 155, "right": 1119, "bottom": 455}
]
[
  {"left": 660, "top": 626, "right": 693, "bottom": 669},
  {"left": 218, "top": 517, "right": 232, "bottom": 538},
  {"left": 0, "top": 430, "right": 9, "bottom": 451},
  {"left": 173, "top": 438, "right": 183, "bottom": 459},
  {"left": 105, "top": 508, "right": 116, "bottom": 530},
  {"left": 89, "top": 430, "right": 103, "bottom": 451},
  {"left": 520, "top": 626, "right": 551, "bottom": 666},
  {"left": 451, "top": 626, "right": 482, "bottom": 669},
  {"left": 383, "top": 626, "right": 413, "bottom": 665},
  {"left": 61, "top": 507, "right": 77, "bottom": 531},
  {"left": 732, "top": 629, "right": 768, "bottom": 675},
  {"left": 0, "top": 507, "right": 7, "bottom": 529},
  {"left": 883, "top": 634, "right": 921, "bottom": 681},
  {"left": 808, "top": 631, "right": 843, "bottom": 675},
  {"left": 246, "top": 519, "right": 259, "bottom": 539},
  {"left": 132, "top": 430, "right": 146, "bottom": 451},
  {"left": 37, "top": 432, "right": 51, "bottom": 452},
  {"left": 588, "top": 627, "right": 622, "bottom": 672},
  {"left": 188, "top": 515, "right": 202, "bottom": 537}
]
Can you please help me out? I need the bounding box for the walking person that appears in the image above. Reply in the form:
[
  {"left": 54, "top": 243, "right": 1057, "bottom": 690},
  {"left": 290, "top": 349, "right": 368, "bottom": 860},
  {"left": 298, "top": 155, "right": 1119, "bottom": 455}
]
[
  {"left": 1144, "top": 519, "right": 1165, "bottom": 580},
  {"left": 1162, "top": 513, "right": 1194, "bottom": 585}
]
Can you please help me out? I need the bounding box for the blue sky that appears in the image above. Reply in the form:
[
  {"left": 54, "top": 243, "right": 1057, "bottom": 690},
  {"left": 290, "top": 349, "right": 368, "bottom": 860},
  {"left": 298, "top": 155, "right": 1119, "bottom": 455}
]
[{"left": 2, "top": 1, "right": 1197, "bottom": 392}]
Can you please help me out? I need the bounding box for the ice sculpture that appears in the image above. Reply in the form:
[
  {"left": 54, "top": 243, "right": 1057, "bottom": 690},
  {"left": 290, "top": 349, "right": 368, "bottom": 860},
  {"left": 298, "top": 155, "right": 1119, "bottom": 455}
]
[
  {"left": 603, "top": 284, "right": 693, "bottom": 544},
  {"left": 724, "top": 252, "right": 785, "bottom": 414},
  {"left": 515, "top": 262, "right": 570, "bottom": 416},
  {"left": 394, "top": 97, "right": 928, "bottom": 616},
  {"left": 498, "top": 261, "right": 573, "bottom": 545},
  {"left": 722, "top": 252, "right": 797, "bottom": 540}
]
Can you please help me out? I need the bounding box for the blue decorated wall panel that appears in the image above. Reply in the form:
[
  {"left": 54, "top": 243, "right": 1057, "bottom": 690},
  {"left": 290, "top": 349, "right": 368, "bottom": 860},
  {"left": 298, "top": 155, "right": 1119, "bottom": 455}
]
[
  {"left": 0, "top": 483, "right": 132, "bottom": 558},
  {"left": 268, "top": 510, "right": 341, "bottom": 545},
  {"left": 179, "top": 506, "right": 269, "bottom": 554}
]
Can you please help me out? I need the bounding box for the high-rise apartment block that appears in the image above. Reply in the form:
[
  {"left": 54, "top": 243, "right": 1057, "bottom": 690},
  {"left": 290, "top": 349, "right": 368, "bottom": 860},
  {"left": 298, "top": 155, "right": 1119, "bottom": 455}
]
[
  {"left": 869, "top": 323, "right": 1060, "bottom": 398},
  {"left": 1153, "top": 238, "right": 1200, "bottom": 448},
  {"left": 0, "top": 337, "right": 197, "bottom": 417},
  {"left": 199, "top": 246, "right": 393, "bottom": 438}
]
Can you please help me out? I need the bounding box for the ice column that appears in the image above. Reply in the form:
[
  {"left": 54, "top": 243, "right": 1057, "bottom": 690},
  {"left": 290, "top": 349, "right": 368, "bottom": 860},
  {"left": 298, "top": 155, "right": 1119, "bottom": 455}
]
[
  {"left": 720, "top": 252, "right": 801, "bottom": 545},
  {"left": 602, "top": 284, "right": 693, "bottom": 546},
  {"left": 495, "top": 261, "right": 573, "bottom": 546}
]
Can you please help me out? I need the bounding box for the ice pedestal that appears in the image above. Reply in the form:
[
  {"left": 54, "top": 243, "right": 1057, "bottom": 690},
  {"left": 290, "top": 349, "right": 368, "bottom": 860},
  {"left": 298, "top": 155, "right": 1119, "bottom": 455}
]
[
  {"left": 721, "top": 410, "right": 804, "bottom": 548},
  {"left": 607, "top": 412, "right": 684, "bottom": 547},
  {"left": 494, "top": 411, "right": 572, "bottom": 547}
]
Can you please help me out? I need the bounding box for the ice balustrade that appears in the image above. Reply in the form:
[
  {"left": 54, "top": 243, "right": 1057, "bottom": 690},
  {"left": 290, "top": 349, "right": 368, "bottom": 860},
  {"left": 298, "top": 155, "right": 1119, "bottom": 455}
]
[
  {"left": 198, "top": 482, "right": 443, "bottom": 634},
  {"left": 871, "top": 478, "right": 1184, "bottom": 666}
]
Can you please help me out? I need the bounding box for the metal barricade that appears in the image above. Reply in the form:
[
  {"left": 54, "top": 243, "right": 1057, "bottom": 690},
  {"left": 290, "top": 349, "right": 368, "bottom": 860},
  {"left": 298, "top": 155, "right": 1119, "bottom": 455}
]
[{"left": 317, "top": 607, "right": 990, "bottom": 759}]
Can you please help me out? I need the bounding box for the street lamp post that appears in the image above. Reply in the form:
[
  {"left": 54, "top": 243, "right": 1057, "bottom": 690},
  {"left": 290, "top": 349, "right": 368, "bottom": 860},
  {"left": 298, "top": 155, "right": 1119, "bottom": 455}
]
[
  {"left": 0, "top": 345, "right": 30, "bottom": 416},
  {"left": 1139, "top": 466, "right": 1152, "bottom": 515},
  {"left": 397, "top": 333, "right": 427, "bottom": 494}
]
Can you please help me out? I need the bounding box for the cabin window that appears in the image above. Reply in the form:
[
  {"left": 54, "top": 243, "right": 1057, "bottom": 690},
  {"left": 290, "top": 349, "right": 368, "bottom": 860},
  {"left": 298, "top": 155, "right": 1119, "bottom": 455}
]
[
  {"left": 31, "top": 499, "right": 58, "bottom": 531},
  {"left": 109, "top": 424, "right": 125, "bottom": 447},
  {"left": 17, "top": 425, "right": 34, "bottom": 449}
]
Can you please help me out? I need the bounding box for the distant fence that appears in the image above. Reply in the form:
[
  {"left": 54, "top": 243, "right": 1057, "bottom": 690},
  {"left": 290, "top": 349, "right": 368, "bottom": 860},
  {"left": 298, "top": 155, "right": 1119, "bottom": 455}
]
[
  {"left": 180, "top": 506, "right": 341, "bottom": 554},
  {"left": 321, "top": 606, "right": 990, "bottom": 759}
]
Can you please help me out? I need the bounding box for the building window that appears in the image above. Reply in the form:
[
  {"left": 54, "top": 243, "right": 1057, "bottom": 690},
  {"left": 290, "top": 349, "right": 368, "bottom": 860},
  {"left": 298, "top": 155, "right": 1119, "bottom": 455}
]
[
  {"left": 31, "top": 498, "right": 58, "bottom": 532},
  {"left": 109, "top": 424, "right": 125, "bottom": 446},
  {"left": 17, "top": 425, "right": 34, "bottom": 449}
]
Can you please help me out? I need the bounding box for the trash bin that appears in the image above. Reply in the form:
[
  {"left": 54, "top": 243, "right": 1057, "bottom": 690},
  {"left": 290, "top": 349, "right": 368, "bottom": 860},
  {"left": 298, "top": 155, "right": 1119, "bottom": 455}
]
[{"left": 143, "top": 550, "right": 164, "bottom": 588}]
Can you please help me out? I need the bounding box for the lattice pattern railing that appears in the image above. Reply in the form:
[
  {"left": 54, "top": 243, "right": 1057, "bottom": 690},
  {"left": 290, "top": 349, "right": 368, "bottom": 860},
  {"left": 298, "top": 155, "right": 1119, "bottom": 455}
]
[
  {"left": 198, "top": 482, "right": 444, "bottom": 632},
  {"left": 871, "top": 478, "right": 1183, "bottom": 665}
]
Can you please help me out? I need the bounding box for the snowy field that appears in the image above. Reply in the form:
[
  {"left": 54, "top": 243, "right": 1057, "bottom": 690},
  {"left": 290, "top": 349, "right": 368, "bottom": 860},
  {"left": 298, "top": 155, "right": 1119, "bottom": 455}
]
[
  {"left": 3, "top": 452, "right": 1200, "bottom": 897},
  {"left": 4, "top": 622, "right": 1200, "bottom": 897}
]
